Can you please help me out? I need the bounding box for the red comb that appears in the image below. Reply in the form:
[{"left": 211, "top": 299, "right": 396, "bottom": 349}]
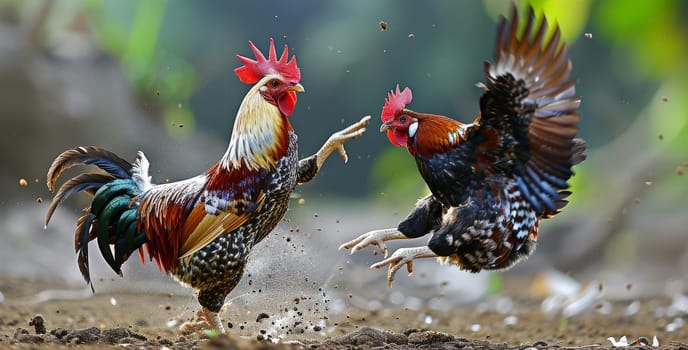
[
  {"left": 234, "top": 38, "right": 300, "bottom": 84},
  {"left": 381, "top": 85, "right": 413, "bottom": 122}
]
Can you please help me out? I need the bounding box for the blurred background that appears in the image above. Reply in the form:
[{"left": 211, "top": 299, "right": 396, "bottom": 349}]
[{"left": 1, "top": 0, "right": 687, "bottom": 331}]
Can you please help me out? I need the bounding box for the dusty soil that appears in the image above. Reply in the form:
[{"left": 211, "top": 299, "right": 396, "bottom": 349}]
[{"left": 1, "top": 275, "right": 686, "bottom": 350}]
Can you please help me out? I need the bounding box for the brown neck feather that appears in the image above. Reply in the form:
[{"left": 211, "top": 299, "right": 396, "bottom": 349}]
[{"left": 408, "top": 113, "right": 469, "bottom": 158}]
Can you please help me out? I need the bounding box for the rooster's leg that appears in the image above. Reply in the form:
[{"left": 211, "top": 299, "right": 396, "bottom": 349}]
[
  {"left": 370, "top": 246, "right": 438, "bottom": 288},
  {"left": 297, "top": 115, "right": 370, "bottom": 183},
  {"left": 339, "top": 228, "right": 408, "bottom": 257},
  {"left": 201, "top": 307, "right": 226, "bottom": 335}
]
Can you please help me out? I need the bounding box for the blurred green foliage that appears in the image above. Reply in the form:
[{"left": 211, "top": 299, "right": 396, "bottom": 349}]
[{"left": 81, "top": 0, "right": 197, "bottom": 135}]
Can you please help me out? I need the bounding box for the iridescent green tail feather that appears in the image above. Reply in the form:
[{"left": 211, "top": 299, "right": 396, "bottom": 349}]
[{"left": 45, "top": 147, "right": 148, "bottom": 291}]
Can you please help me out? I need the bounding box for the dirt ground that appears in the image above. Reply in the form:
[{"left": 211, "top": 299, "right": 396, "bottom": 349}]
[{"left": 1, "top": 275, "right": 686, "bottom": 350}]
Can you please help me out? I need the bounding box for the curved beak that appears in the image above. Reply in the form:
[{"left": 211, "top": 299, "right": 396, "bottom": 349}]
[
  {"left": 379, "top": 121, "right": 391, "bottom": 133},
  {"left": 289, "top": 83, "right": 305, "bottom": 93}
]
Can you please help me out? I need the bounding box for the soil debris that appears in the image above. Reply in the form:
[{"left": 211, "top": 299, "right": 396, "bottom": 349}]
[
  {"left": 379, "top": 20, "right": 387, "bottom": 31},
  {"left": 29, "top": 314, "right": 46, "bottom": 334},
  {"left": 319, "top": 327, "right": 407, "bottom": 347},
  {"left": 9, "top": 325, "right": 179, "bottom": 348},
  {"left": 101, "top": 327, "right": 147, "bottom": 344},
  {"left": 256, "top": 312, "right": 270, "bottom": 323},
  {"left": 1, "top": 277, "right": 687, "bottom": 349},
  {"left": 13, "top": 328, "right": 43, "bottom": 344}
]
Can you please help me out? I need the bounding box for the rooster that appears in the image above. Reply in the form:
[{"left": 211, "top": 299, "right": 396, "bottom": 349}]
[
  {"left": 341, "top": 7, "right": 586, "bottom": 286},
  {"left": 45, "top": 38, "right": 370, "bottom": 332}
]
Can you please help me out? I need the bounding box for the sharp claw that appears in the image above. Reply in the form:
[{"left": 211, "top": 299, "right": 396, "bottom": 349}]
[
  {"left": 340, "top": 241, "right": 357, "bottom": 251},
  {"left": 339, "top": 239, "right": 356, "bottom": 251},
  {"left": 342, "top": 228, "right": 403, "bottom": 260},
  {"left": 341, "top": 116, "right": 371, "bottom": 134},
  {"left": 376, "top": 242, "right": 388, "bottom": 257},
  {"left": 370, "top": 256, "right": 398, "bottom": 287},
  {"left": 387, "top": 262, "right": 401, "bottom": 288},
  {"left": 370, "top": 260, "right": 385, "bottom": 269},
  {"left": 338, "top": 145, "right": 348, "bottom": 163}
]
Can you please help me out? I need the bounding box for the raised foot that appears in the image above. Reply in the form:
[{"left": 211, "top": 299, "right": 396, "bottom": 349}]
[
  {"left": 338, "top": 228, "right": 407, "bottom": 257},
  {"left": 316, "top": 115, "right": 371, "bottom": 169},
  {"left": 370, "top": 246, "right": 437, "bottom": 288}
]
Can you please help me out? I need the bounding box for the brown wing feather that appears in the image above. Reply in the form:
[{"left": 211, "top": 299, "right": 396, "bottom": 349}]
[
  {"left": 136, "top": 175, "right": 264, "bottom": 270},
  {"left": 178, "top": 194, "right": 264, "bottom": 259}
]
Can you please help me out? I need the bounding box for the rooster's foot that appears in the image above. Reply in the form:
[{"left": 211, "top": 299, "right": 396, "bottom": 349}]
[
  {"left": 339, "top": 228, "right": 407, "bottom": 257},
  {"left": 370, "top": 246, "right": 437, "bottom": 288},
  {"left": 316, "top": 115, "right": 370, "bottom": 168}
]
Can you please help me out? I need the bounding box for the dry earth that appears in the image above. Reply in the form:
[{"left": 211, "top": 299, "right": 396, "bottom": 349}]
[{"left": 1, "top": 275, "right": 686, "bottom": 350}]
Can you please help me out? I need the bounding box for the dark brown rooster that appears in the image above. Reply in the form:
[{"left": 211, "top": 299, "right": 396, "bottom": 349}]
[
  {"left": 341, "top": 7, "right": 585, "bottom": 286},
  {"left": 45, "top": 38, "right": 370, "bottom": 332}
]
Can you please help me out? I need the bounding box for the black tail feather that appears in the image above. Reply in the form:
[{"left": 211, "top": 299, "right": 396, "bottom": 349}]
[
  {"left": 75, "top": 213, "right": 96, "bottom": 292},
  {"left": 45, "top": 173, "right": 116, "bottom": 228},
  {"left": 46, "top": 146, "right": 131, "bottom": 193}
]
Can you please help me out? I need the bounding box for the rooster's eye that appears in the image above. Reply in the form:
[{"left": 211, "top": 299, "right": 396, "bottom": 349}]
[
  {"left": 270, "top": 80, "right": 280, "bottom": 88},
  {"left": 399, "top": 116, "right": 408, "bottom": 123}
]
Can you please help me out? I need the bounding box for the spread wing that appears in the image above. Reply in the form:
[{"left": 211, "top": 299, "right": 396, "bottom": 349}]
[{"left": 474, "top": 6, "right": 585, "bottom": 215}]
